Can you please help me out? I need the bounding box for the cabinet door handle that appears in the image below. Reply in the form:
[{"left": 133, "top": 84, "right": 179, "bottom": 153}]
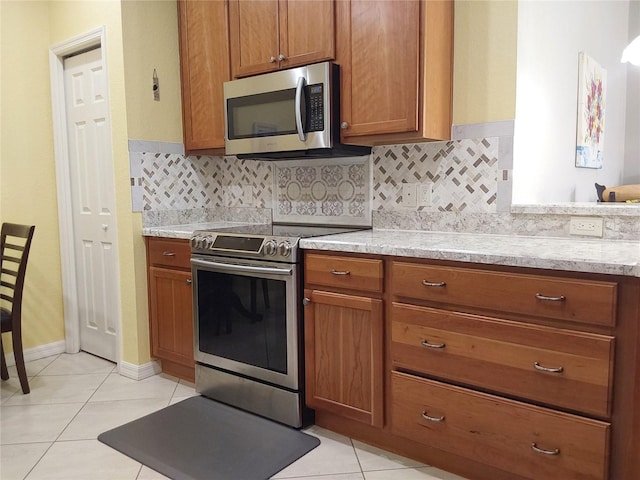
[
  {"left": 269, "top": 55, "right": 276, "bottom": 63},
  {"left": 422, "top": 280, "right": 446, "bottom": 287},
  {"left": 302, "top": 297, "right": 311, "bottom": 306},
  {"left": 340, "top": 121, "right": 349, "bottom": 129},
  {"left": 278, "top": 53, "right": 286, "bottom": 61},
  {"left": 162, "top": 251, "right": 176, "bottom": 257},
  {"left": 421, "top": 339, "right": 446, "bottom": 349},
  {"left": 421, "top": 410, "right": 445, "bottom": 422},
  {"left": 531, "top": 443, "right": 560, "bottom": 456},
  {"left": 186, "top": 278, "right": 192, "bottom": 286},
  {"left": 330, "top": 269, "right": 351, "bottom": 276},
  {"left": 533, "top": 361, "right": 564, "bottom": 373},
  {"left": 535, "top": 293, "right": 566, "bottom": 302}
]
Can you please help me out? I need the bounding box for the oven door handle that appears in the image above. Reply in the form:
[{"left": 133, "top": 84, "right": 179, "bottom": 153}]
[{"left": 191, "top": 258, "right": 293, "bottom": 277}]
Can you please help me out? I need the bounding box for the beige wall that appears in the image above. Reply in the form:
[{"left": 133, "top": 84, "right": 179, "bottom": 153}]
[
  {"left": 0, "top": 0, "right": 164, "bottom": 366},
  {"left": 119, "top": 0, "right": 183, "bottom": 363},
  {"left": 1, "top": 1, "right": 66, "bottom": 352},
  {"left": 453, "top": 0, "right": 518, "bottom": 124},
  {"left": 121, "top": 0, "right": 182, "bottom": 142}
]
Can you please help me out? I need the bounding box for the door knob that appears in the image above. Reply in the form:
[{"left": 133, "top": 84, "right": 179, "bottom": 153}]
[
  {"left": 102, "top": 224, "right": 108, "bottom": 231},
  {"left": 340, "top": 122, "right": 349, "bottom": 129}
]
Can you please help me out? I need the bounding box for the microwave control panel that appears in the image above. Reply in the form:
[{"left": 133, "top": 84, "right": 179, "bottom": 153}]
[{"left": 308, "top": 84, "right": 324, "bottom": 132}]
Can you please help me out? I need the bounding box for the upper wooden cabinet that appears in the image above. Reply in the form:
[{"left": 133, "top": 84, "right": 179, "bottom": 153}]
[
  {"left": 336, "top": 0, "right": 453, "bottom": 144},
  {"left": 228, "top": 0, "right": 335, "bottom": 78},
  {"left": 178, "top": 0, "right": 231, "bottom": 153}
]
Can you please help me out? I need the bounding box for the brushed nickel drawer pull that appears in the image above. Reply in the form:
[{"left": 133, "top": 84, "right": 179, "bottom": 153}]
[
  {"left": 421, "top": 410, "right": 445, "bottom": 422},
  {"left": 531, "top": 443, "right": 560, "bottom": 456},
  {"left": 534, "top": 362, "right": 564, "bottom": 373},
  {"left": 186, "top": 278, "right": 192, "bottom": 285},
  {"left": 302, "top": 297, "right": 311, "bottom": 306},
  {"left": 535, "top": 293, "right": 566, "bottom": 302},
  {"left": 422, "top": 280, "right": 446, "bottom": 287},
  {"left": 421, "top": 339, "right": 446, "bottom": 349},
  {"left": 330, "top": 269, "right": 351, "bottom": 276},
  {"left": 162, "top": 251, "right": 176, "bottom": 257}
]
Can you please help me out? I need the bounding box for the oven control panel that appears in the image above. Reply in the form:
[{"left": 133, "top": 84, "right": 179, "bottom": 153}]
[{"left": 191, "top": 231, "right": 299, "bottom": 263}]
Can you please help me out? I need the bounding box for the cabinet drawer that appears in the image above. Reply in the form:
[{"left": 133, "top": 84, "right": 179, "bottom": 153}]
[
  {"left": 391, "top": 303, "right": 614, "bottom": 418},
  {"left": 390, "top": 262, "right": 617, "bottom": 327},
  {"left": 147, "top": 238, "right": 191, "bottom": 269},
  {"left": 305, "top": 253, "right": 383, "bottom": 293},
  {"left": 391, "top": 372, "right": 610, "bottom": 480}
]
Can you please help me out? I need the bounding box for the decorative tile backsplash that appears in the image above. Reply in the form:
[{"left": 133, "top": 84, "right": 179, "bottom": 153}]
[
  {"left": 371, "top": 139, "right": 500, "bottom": 213},
  {"left": 273, "top": 158, "right": 371, "bottom": 226},
  {"left": 131, "top": 134, "right": 508, "bottom": 224}
]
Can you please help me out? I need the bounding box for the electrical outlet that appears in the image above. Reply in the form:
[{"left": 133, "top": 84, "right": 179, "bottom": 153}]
[
  {"left": 418, "top": 182, "right": 433, "bottom": 207},
  {"left": 569, "top": 216, "right": 603, "bottom": 237},
  {"left": 401, "top": 183, "right": 417, "bottom": 207},
  {"left": 242, "top": 185, "right": 253, "bottom": 205}
]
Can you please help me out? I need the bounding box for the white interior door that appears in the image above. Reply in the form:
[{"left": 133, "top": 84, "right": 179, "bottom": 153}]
[{"left": 63, "top": 47, "right": 119, "bottom": 362}]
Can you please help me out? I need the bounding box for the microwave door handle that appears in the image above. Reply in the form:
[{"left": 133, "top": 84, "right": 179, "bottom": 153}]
[{"left": 295, "top": 76, "right": 307, "bottom": 141}]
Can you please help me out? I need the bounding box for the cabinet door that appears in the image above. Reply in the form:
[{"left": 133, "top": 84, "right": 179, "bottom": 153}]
[
  {"left": 229, "top": 0, "right": 280, "bottom": 78},
  {"left": 178, "top": 0, "right": 230, "bottom": 152},
  {"left": 304, "top": 289, "right": 384, "bottom": 427},
  {"left": 336, "top": 0, "right": 420, "bottom": 138},
  {"left": 278, "top": 0, "right": 335, "bottom": 69},
  {"left": 149, "top": 266, "right": 194, "bottom": 370}
]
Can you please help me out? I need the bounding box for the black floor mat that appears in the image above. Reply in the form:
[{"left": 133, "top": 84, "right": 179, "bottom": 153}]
[{"left": 98, "top": 396, "right": 320, "bottom": 480}]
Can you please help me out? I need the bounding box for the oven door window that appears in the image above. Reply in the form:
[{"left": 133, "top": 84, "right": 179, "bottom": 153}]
[{"left": 196, "top": 269, "right": 288, "bottom": 374}]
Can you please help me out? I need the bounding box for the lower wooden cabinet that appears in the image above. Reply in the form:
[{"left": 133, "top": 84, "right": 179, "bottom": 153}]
[
  {"left": 305, "top": 252, "right": 640, "bottom": 480},
  {"left": 304, "top": 288, "right": 384, "bottom": 427},
  {"left": 391, "top": 372, "right": 610, "bottom": 480},
  {"left": 146, "top": 237, "right": 195, "bottom": 381},
  {"left": 391, "top": 302, "right": 615, "bottom": 418}
]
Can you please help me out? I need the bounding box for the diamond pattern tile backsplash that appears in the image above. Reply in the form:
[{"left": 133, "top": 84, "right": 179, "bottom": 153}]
[
  {"left": 372, "top": 138, "right": 500, "bottom": 212},
  {"left": 132, "top": 136, "right": 505, "bottom": 221}
]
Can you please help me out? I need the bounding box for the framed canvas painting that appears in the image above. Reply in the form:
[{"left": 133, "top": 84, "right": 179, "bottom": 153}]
[{"left": 575, "top": 52, "right": 606, "bottom": 169}]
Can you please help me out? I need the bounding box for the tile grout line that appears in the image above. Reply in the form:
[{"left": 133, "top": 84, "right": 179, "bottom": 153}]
[{"left": 22, "top": 357, "right": 117, "bottom": 480}]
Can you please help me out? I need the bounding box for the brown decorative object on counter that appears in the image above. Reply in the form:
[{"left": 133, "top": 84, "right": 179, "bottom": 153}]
[{"left": 595, "top": 182, "right": 640, "bottom": 202}]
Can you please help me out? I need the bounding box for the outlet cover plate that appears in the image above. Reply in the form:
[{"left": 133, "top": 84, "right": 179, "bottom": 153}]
[
  {"left": 418, "top": 182, "right": 433, "bottom": 207},
  {"left": 242, "top": 185, "right": 253, "bottom": 205},
  {"left": 569, "top": 216, "right": 603, "bottom": 237}
]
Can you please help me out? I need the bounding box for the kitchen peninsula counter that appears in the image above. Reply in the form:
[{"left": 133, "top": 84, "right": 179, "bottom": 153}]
[{"left": 300, "top": 229, "right": 640, "bottom": 277}]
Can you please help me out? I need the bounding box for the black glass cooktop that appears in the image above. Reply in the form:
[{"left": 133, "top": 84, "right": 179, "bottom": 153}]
[{"left": 205, "top": 223, "right": 369, "bottom": 239}]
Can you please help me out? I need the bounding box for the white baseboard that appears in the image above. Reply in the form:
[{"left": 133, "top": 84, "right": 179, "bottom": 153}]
[
  {"left": 3, "top": 340, "right": 66, "bottom": 366},
  {"left": 3, "top": 339, "right": 161, "bottom": 381},
  {"left": 118, "top": 359, "right": 162, "bottom": 380}
]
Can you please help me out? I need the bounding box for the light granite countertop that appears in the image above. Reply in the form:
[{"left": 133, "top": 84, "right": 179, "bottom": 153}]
[
  {"left": 300, "top": 229, "right": 640, "bottom": 277},
  {"left": 142, "top": 221, "right": 258, "bottom": 239},
  {"left": 142, "top": 223, "right": 640, "bottom": 277}
]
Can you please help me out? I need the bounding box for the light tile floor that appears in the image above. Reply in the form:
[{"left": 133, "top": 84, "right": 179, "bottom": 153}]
[{"left": 1, "top": 353, "right": 468, "bottom": 480}]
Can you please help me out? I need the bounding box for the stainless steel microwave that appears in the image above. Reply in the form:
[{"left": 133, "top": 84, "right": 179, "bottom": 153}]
[{"left": 223, "top": 62, "right": 370, "bottom": 159}]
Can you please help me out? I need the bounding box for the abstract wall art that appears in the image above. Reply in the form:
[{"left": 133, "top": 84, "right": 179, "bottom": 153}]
[{"left": 575, "top": 52, "right": 606, "bottom": 169}]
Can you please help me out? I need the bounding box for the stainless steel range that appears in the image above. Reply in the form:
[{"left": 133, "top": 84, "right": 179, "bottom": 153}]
[{"left": 190, "top": 223, "right": 366, "bottom": 427}]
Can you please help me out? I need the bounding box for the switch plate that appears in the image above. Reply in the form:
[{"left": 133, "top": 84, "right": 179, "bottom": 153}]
[
  {"left": 418, "top": 182, "right": 433, "bottom": 207},
  {"left": 569, "top": 216, "right": 603, "bottom": 237},
  {"left": 401, "top": 183, "right": 417, "bottom": 207},
  {"left": 242, "top": 185, "right": 253, "bottom": 205}
]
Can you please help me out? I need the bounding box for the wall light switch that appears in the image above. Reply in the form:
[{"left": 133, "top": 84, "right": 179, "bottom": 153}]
[{"left": 402, "top": 183, "right": 417, "bottom": 208}]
